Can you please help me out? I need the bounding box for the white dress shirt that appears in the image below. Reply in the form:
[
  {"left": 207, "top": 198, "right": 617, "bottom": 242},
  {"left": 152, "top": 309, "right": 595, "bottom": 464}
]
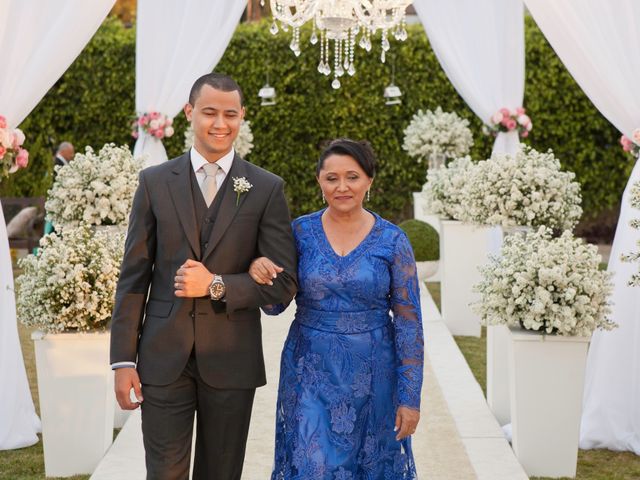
[{"left": 190, "top": 146, "right": 234, "bottom": 192}]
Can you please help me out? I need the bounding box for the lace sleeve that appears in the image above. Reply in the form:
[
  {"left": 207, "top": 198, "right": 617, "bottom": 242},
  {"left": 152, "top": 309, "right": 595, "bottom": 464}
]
[{"left": 390, "top": 232, "right": 424, "bottom": 410}]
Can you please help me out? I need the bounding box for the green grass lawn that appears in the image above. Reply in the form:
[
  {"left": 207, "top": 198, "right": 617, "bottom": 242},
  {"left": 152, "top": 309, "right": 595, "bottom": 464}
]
[{"left": 426, "top": 282, "right": 640, "bottom": 480}]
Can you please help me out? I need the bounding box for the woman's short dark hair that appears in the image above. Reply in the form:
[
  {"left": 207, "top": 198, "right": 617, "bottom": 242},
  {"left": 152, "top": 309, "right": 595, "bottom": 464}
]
[
  {"left": 316, "top": 138, "right": 376, "bottom": 178},
  {"left": 189, "top": 72, "right": 244, "bottom": 106}
]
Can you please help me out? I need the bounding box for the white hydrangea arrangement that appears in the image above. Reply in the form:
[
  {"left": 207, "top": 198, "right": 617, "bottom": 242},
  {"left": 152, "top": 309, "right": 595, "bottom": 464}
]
[
  {"left": 403, "top": 107, "right": 474, "bottom": 161},
  {"left": 474, "top": 227, "right": 615, "bottom": 336},
  {"left": 621, "top": 181, "right": 640, "bottom": 286},
  {"left": 184, "top": 120, "right": 254, "bottom": 158},
  {"left": 16, "top": 226, "right": 125, "bottom": 333},
  {"left": 421, "top": 156, "right": 474, "bottom": 220},
  {"left": 46, "top": 143, "right": 142, "bottom": 230},
  {"left": 461, "top": 146, "right": 582, "bottom": 230}
]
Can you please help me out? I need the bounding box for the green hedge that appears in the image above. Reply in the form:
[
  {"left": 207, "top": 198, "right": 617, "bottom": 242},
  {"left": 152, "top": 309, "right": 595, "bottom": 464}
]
[{"left": 1, "top": 16, "right": 632, "bottom": 224}]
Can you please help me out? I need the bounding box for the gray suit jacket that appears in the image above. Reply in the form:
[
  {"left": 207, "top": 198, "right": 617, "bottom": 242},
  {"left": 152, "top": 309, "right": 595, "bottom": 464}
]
[{"left": 109, "top": 152, "right": 297, "bottom": 388}]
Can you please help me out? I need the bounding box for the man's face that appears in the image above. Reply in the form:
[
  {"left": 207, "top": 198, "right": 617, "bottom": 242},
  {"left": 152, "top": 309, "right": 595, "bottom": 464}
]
[
  {"left": 62, "top": 146, "right": 74, "bottom": 161},
  {"left": 184, "top": 85, "right": 244, "bottom": 161}
]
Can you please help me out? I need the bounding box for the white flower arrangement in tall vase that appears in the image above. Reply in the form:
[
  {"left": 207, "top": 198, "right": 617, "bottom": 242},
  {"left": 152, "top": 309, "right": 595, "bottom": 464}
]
[
  {"left": 473, "top": 227, "right": 615, "bottom": 478},
  {"left": 16, "top": 226, "right": 126, "bottom": 476},
  {"left": 403, "top": 106, "right": 473, "bottom": 171},
  {"left": 45, "top": 143, "right": 142, "bottom": 231}
]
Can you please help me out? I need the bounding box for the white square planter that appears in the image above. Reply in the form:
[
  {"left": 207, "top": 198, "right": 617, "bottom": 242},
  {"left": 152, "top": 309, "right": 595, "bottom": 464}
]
[
  {"left": 487, "top": 324, "right": 511, "bottom": 426},
  {"left": 32, "top": 330, "right": 115, "bottom": 477},
  {"left": 508, "top": 327, "right": 590, "bottom": 478},
  {"left": 440, "top": 220, "right": 499, "bottom": 337}
]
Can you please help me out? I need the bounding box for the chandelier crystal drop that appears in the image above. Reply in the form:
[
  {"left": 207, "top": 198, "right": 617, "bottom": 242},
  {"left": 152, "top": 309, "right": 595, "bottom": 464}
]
[{"left": 269, "top": 0, "right": 412, "bottom": 88}]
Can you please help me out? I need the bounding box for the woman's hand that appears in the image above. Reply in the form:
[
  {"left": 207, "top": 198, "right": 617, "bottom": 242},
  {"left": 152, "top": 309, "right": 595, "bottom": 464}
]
[
  {"left": 249, "top": 256, "right": 283, "bottom": 285},
  {"left": 395, "top": 406, "right": 420, "bottom": 441}
]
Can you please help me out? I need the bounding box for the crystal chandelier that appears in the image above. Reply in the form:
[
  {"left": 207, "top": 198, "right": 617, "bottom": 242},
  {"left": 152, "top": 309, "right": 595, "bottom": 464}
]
[{"left": 263, "top": 0, "right": 412, "bottom": 89}]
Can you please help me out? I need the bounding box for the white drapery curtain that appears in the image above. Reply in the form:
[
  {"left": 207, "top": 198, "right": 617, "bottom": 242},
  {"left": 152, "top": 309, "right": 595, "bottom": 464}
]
[
  {"left": 412, "top": 0, "right": 525, "bottom": 157},
  {"left": 134, "top": 0, "right": 248, "bottom": 167},
  {"left": 525, "top": 0, "right": 640, "bottom": 454},
  {"left": 0, "top": 0, "right": 115, "bottom": 450}
]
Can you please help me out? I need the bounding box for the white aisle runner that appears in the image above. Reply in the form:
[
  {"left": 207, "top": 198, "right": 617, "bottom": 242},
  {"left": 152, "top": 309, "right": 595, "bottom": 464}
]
[{"left": 91, "top": 287, "right": 526, "bottom": 479}]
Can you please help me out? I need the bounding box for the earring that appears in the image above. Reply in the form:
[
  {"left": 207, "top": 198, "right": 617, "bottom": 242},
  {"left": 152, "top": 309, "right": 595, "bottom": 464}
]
[
  {"left": 322, "top": 192, "right": 326, "bottom": 204},
  {"left": 366, "top": 190, "right": 370, "bottom": 202}
]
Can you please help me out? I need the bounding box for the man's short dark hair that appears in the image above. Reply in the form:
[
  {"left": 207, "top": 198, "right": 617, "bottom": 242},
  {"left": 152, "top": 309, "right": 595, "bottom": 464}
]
[{"left": 188, "top": 73, "right": 244, "bottom": 106}]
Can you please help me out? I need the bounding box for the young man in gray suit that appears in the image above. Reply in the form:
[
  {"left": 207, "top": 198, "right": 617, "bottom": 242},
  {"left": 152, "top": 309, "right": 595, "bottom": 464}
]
[{"left": 110, "top": 73, "right": 297, "bottom": 480}]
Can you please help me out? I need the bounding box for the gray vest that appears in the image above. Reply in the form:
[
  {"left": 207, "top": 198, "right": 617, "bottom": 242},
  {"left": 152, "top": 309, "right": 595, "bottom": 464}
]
[{"left": 189, "top": 164, "right": 232, "bottom": 261}]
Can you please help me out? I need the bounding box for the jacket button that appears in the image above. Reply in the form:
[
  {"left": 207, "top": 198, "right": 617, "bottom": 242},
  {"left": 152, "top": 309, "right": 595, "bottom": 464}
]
[
  {"left": 204, "top": 218, "right": 211, "bottom": 224},
  {"left": 189, "top": 311, "right": 195, "bottom": 319},
  {"left": 203, "top": 242, "right": 208, "bottom": 249}
]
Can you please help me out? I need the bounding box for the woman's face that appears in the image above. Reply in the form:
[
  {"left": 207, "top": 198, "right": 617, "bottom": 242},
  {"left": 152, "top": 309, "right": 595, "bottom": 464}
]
[{"left": 317, "top": 154, "right": 373, "bottom": 214}]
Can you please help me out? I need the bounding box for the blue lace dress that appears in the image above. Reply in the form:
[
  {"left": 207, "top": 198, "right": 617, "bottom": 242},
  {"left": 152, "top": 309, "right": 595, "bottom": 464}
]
[{"left": 265, "top": 210, "right": 424, "bottom": 480}]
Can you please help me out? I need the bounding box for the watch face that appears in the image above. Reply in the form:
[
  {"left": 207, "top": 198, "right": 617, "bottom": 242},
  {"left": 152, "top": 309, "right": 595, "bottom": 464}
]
[{"left": 210, "top": 282, "right": 225, "bottom": 300}]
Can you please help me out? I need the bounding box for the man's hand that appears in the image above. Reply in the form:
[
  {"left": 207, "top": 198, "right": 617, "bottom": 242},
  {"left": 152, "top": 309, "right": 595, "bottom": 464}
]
[
  {"left": 114, "top": 367, "right": 143, "bottom": 410},
  {"left": 174, "top": 259, "right": 214, "bottom": 297},
  {"left": 395, "top": 406, "right": 420, "bottom": 441}
]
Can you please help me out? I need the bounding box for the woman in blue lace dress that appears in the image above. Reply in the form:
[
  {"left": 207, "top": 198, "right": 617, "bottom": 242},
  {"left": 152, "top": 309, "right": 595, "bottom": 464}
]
[{"left": 250, "top": 139, "right": 424, "bottom": 479}]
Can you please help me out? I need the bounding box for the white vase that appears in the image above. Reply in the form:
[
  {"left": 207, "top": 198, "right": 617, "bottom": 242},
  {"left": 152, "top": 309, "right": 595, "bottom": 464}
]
[
  {"left": 32, "top": 330, "right": 115, "bottom": 477},
  {"left": 440, "top": 220, "right": 500, "bottom": 337},
  {"left": 486, "top": 225, "right": 531, "bottom": 426},
  {"left": 416, "top": 260, "right": 439, "bottom": 281},
  {"left": 487, "top": 324, "right": 511, "bottom": 426},
  {"left": 508, "top": 327, "right": 590, "bottom": 478}
]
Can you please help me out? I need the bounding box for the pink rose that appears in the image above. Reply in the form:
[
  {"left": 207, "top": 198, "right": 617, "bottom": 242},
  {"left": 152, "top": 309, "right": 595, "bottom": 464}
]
[
  {"left": 517, "top": 114, "right": 530, "bottom": 126},
  {"left": 149, "top": 111, "right": 161, "bottom": 120},
  {"left": 516, "top": 107, "right": 526, "bottom": 116},
  {"left": 0, "top": 146, "right": 5, "bottom": 159},
  {"left": 138, "top": 115, "right": 149, "bottom": 126},
  {"left": 501, "top": 117, "right": 510, "bottom": 127},
  {"left": 491, "top": 112, "right": 503, "bottom": 124},
  {"left": 506, "top": 119, "right": 517, "bottom": 130},
  {"left": 149, "top": 119, "right": 160, "bottom": 130},
  {"left": 164, "top": 126, "right": 175, "bottom": 137},
  {"left": 621, "top": 135, "right": 633, "bottom": 151},
  {"left": 154, "top": 130, "right": 164, "bottom": 139},
  {"left": 0, "top": 129, "right": 11, "bottom": 148},
  {"left": 526, "top": 122, "right": 533, "bottom": 131},
  {"left": 131, "top": 130, "right": 139, "bottom": 139},
  {"left": 499, "top": 107, "right": 510, "bottom": 117},
  {"left": 16, "top": 148, "right": 28, "bottom": 168},
  {"left": 632, "top": 128, "right": 640, "bottom": 144},
  {"left": 0, "top": 116, "right": 6, "bottom": 129},
  {"left": 11, "top": 128, "right": 25, "bottom": 148},
  {"left": 521, "top": 130, "right": 529, "bottom": 138},
  {"left": 166, "top": 117, "right": 173, "bottom": 126}
]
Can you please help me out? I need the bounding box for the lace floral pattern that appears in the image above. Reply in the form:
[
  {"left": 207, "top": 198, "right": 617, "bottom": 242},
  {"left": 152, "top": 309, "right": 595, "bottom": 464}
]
[{"left": 266, "top": 210, "right": 424, "bottom": 479}]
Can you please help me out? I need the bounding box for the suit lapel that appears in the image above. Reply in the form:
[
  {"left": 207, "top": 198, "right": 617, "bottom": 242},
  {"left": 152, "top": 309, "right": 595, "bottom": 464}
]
[
  {"left": 201, "top": 154, "right": 250, "bottom": 263},
  {"left": 167, "top": 152, "right": 201, "bottom": 259}
]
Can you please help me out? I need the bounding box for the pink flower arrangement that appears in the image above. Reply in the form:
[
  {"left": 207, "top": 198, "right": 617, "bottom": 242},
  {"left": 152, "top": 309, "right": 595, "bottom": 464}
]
[
  {"left": 620, "top": 128, "right": 640, "bottom": 157},
  {"left": 0, "top": 115, "right": 29, "bottom": 178},
  {"left": 131, "top": 112, "right": 175, "bottom": 140},
  {"left": 486, "top": 107, "right": 532, "bottom": 138}
]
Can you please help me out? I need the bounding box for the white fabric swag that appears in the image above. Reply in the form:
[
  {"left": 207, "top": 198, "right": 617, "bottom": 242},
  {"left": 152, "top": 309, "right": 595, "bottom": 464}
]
[
  {"left": 412, "top": 0, "right": 525, "bottom": 157},
  {"left": 0, "top": 0, "right": 115, "bottom": 450},
  {"left": 525, "top": 0, "right": 640, "bottom": 455},
  {"left": 134, "top": 0, "right": 248, "bottom": 167}
]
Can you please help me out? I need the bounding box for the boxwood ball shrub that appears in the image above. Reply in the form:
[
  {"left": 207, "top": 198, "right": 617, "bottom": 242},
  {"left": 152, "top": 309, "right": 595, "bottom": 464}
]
[{"left": 399, "top": 219, "right": 439, "bottom": 261}]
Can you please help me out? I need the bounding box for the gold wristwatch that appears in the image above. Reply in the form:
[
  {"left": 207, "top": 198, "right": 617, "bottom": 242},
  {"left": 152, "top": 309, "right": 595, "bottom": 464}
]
[{"left": 208, "top": 274, "right": 226, "bottom": 300}]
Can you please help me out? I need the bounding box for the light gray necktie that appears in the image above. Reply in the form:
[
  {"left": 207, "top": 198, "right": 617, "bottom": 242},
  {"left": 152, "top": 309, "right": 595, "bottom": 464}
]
[{"left": 200, "top": 162, "right": 220, "bottom": 207}]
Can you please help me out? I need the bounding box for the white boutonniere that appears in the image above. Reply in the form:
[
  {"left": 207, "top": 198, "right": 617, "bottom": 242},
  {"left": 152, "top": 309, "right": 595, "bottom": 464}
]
[{"left": 232, "top": 176, "right": 253, "bottom": 206}]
